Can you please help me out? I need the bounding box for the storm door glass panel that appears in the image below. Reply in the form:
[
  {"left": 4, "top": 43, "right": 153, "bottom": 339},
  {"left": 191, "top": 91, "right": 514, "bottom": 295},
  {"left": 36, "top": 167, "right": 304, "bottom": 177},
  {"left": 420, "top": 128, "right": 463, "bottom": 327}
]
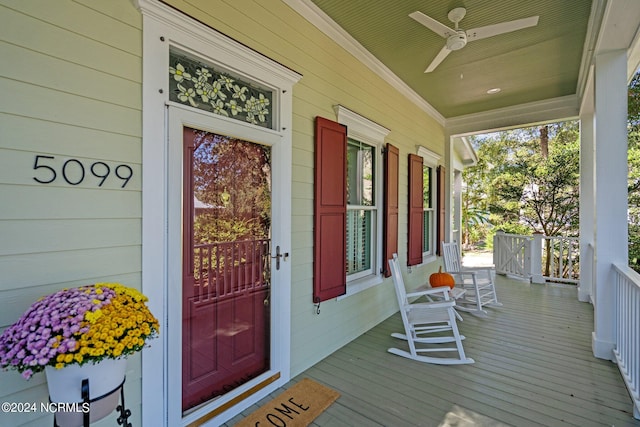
[{"left": 182, "top": 127, "right": 271, "bottom": 413}]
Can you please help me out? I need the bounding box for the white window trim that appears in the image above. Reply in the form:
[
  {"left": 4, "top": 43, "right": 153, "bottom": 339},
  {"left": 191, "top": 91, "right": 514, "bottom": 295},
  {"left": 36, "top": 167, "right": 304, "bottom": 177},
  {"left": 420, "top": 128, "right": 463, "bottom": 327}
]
[
  {"left": 417, "top": 145, "right": 441, "bottom": 264},
  {"left": 335, "top": 105, "right": 390, "bottom": 297},
  {"left": 417, "top": 145, "right": 441, "bottom": 168},
  {"left": 135, "top": 1, "right": 301, "bottom": 426}
]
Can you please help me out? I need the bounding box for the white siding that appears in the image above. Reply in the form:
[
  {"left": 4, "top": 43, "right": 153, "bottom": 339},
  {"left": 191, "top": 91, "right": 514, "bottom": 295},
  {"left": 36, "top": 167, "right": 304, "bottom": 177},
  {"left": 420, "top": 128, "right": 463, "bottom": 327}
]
[{"left": 0, "top": 0, "right": 142, "bottom": 425}]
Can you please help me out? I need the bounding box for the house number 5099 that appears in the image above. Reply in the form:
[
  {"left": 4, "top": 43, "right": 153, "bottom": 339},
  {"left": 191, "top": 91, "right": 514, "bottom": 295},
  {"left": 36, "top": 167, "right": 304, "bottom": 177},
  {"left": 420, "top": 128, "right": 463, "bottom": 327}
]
[{"left": 32, "top": 155, "right": 133, "bottom": 188}]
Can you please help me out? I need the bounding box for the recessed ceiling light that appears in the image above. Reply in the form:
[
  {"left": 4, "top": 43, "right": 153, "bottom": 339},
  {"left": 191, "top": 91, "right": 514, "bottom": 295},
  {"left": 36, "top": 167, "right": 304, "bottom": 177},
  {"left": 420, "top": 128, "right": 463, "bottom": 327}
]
[{"left": 487, "top": 88, "right": 501, "bottom": 94}]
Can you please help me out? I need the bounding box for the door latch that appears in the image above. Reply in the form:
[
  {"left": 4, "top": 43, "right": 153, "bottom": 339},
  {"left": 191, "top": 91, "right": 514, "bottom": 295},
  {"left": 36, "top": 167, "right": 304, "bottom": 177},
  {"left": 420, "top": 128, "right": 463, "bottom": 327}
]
[{"left": 271, "top": 245, "right": 289, "bottom": 270}]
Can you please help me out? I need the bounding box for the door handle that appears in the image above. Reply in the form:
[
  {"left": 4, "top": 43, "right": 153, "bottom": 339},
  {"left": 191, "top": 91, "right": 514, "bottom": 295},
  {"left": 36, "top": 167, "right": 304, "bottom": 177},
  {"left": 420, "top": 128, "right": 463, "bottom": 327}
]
[{"left": 271, "top": 245, "right": 289, "bottom": 270}]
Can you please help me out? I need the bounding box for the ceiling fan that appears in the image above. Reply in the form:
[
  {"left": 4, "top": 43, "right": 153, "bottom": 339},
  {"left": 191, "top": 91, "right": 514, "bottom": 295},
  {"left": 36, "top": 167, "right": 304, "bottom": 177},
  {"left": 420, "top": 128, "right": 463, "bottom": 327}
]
[{"left": 409, "top": 7, "right": 539, "bottom": 73}]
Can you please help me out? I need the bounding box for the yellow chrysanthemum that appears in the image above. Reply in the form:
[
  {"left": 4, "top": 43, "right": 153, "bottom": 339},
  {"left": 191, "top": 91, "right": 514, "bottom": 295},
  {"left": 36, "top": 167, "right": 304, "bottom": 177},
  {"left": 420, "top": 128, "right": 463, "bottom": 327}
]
[
  {"left": 84, "top": 309, "right": 103, "bottom": 324},
  {"left": 42, "top": 283, "right": 159, "bottom": 371}
]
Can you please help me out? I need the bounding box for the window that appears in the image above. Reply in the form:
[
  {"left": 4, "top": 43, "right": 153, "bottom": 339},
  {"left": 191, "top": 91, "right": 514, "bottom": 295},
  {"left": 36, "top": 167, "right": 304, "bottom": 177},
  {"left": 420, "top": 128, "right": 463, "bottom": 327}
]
[
  {"left": 423, "top": 165, "right": 434, "bottom": 256},
  {"left": 313, "top": 109, "right": 391, "bottom": 300},
  {"left": 336, "top": 106, "right": 390, "bottom": 290},
  {"left": 419, "top": 147, "right": 441, "bottom": 260},
  {"left": 346, "top": 138, "right": 376, "bottom": 279}
]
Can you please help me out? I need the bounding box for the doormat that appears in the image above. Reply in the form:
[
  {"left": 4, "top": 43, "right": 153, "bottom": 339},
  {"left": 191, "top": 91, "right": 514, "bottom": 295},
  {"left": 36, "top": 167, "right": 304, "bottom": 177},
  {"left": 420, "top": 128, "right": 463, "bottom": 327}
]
[{"left": 235, "top": 378, "right": 340, "bottom": 427}]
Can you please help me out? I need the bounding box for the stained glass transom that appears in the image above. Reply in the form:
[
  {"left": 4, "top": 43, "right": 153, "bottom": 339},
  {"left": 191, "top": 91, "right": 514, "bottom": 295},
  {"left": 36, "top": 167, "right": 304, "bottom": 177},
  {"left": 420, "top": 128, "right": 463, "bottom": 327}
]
[{"left": 169, "top": 50, "right": 274, "bottom": 129}]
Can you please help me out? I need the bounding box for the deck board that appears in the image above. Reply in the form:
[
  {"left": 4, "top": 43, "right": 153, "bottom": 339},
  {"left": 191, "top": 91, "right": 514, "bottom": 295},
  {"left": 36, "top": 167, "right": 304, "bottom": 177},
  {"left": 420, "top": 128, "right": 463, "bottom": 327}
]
[{"left": 229, "top": 276, "right": 640, "bottom": 426}]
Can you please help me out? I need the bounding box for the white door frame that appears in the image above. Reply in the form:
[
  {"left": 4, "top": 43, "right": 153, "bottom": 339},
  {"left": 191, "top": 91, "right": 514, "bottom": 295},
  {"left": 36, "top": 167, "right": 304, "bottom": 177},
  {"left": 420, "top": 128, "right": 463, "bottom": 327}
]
[
  {"left": 136, "top": 1, "right": 300, "bottom": 425},
  {"left": 167, "top": 105, "right": 288, "bottom": 426}
]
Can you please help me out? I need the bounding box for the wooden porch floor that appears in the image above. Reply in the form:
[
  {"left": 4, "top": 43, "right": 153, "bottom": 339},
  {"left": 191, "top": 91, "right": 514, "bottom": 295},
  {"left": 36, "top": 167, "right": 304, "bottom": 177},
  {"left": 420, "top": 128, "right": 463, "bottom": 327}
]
[{"left": 228, "top": 276, "right": 640, "bottom": 426}]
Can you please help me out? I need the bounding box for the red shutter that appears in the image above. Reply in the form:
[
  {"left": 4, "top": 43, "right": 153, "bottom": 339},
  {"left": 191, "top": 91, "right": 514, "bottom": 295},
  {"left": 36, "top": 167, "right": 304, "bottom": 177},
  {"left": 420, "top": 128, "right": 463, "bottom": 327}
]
[
  {"left": 313, "top": 117, "right": 347, "bottom": 302},
  {"left": 407, "top": 154, "right": 424, "bottom": 266},
  {"left": 436, "top": 165, "right": 446, "bottom": 256},
  {"left": 382, "top": 144, "right": 399, "bottom": 277}
]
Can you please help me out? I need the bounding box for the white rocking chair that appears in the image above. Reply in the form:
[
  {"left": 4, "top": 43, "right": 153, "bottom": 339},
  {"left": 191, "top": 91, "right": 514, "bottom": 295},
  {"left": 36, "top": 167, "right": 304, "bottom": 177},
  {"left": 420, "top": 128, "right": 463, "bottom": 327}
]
[
  {"left": 387, "top": 254, "right": 474, "bottom": 365},
  {"left": 441, "top": 242, "right": 502, "bottom": 317}
]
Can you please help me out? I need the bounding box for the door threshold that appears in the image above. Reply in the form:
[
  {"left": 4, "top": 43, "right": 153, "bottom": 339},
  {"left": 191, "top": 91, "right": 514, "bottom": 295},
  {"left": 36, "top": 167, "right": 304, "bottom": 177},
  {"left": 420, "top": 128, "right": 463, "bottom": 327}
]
[{"left": 187, "top": 372, "right": 281, "bottom": 427}]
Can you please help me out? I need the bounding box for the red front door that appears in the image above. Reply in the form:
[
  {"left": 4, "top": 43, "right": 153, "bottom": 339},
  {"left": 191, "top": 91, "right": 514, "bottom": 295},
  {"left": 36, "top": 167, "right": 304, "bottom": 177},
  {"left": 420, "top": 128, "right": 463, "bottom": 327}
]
[{"left": 182, "top": 127, "right": 271, "bottom": 412}]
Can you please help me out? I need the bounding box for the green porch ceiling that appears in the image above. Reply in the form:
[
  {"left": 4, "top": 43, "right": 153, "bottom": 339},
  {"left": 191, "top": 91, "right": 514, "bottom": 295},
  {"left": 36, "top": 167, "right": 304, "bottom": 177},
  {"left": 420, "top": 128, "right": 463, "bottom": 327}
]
[{"left": 310, "top": 0, "right": 593, "bottom": 118}]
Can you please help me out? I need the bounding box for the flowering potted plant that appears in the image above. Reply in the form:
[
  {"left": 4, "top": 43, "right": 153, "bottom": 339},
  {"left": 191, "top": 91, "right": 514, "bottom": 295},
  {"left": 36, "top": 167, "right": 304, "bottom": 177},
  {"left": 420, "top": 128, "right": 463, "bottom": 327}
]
[
  {"left": 0, "top": 283, "right": 159, "bottom": 424},
  {"left": 0, "top": 282, "right": 159, "bottom": 379}
]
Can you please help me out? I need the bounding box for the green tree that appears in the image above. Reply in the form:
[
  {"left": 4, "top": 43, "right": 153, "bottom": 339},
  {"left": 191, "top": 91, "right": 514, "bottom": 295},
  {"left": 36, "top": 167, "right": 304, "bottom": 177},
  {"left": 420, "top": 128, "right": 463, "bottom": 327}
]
[
  {"left": 628, "top": 72, "right": 640, "bottom": 272},
  {"left": 461, "top": 203, "right": 490, "bottom": 247},
  {"left": 461, "top": 138, "right": 497, "bottom": 247},
  {"left": 463, "top": 69, "right": 640, "bottom": 274},
  {"left": 464, "top": 122, "right": 580, "bottom": 267}
]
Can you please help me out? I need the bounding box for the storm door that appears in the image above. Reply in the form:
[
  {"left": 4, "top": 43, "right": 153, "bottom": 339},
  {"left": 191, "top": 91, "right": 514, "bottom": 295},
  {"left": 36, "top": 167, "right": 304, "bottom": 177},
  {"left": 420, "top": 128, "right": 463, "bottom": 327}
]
[{"left": 182, "top": 126, "right": 272, "bottom": 412}]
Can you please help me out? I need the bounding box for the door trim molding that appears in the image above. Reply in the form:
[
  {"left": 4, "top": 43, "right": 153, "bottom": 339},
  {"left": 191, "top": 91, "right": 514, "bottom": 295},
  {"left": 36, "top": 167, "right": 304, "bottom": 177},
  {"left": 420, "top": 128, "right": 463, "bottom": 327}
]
[{"left": 136, "top": 1, "right": 300, "bottom": 425}]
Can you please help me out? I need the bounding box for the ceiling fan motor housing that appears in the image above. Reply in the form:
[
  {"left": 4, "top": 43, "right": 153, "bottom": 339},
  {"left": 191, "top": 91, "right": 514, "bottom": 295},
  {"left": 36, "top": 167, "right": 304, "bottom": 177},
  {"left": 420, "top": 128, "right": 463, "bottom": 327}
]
[{"left": 446, "top": 30, "right": 467, "bottom": 51}]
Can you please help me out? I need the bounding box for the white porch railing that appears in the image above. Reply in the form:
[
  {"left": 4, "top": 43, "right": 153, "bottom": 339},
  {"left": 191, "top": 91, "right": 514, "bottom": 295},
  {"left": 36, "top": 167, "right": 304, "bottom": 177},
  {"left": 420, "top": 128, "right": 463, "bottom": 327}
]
[
  {"left": 613, "top": 263, "right": 640, "bottom": 419},
  {"left": 493, "top": 233, "right": 533, "bottom": 279},
  {"left": 541, "top": 235, "right": 580, "bottom": 284},
  {"left": 493, "top": 233, "right": 640, "bottom": 418},
  {"left": 493, "top": 231, "right": 579, "bottom": 284}
]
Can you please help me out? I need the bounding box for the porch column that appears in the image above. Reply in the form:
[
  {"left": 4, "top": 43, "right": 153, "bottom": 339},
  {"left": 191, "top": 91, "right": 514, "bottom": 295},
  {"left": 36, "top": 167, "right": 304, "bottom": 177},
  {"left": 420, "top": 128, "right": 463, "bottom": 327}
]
[
  {"left": 452, "top": 169, "right": 463, "bottom": 246},
  {"left": 591, "top": 50, "right": 629, "bottom": 361},
  {"left": 578, "top": 82, "right": 594, "bottom": 303},
  {"left": 444, "top": 132, "right": 454, "bottom": 244}
]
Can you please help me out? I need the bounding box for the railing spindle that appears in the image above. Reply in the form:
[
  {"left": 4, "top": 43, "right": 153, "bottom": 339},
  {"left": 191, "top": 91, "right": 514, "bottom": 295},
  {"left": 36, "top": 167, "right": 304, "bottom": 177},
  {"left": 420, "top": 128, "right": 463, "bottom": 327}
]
[{"left": 612, "top": 263, "right": 640, "bottom": 418}]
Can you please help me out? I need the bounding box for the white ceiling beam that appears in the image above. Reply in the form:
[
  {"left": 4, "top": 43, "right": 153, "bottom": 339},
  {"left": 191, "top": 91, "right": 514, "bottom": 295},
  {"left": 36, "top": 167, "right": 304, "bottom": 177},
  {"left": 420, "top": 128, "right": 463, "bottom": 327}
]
[{"left": 445, "top": 95, "right": 579, "bottom": 137}]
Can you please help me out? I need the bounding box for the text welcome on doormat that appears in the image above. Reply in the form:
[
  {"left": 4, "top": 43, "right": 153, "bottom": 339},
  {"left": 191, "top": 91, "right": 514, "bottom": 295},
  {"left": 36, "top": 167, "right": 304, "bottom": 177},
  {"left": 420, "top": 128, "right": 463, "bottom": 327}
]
[{"left": 236, "top": 378, "right": 340, "bottom": 427}]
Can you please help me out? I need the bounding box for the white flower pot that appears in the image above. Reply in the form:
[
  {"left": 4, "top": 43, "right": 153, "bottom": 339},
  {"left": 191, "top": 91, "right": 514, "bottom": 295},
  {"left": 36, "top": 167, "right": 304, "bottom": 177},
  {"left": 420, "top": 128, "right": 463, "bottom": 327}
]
[{"left": 45, "top": 358, "right": 127, "bottom": 427}]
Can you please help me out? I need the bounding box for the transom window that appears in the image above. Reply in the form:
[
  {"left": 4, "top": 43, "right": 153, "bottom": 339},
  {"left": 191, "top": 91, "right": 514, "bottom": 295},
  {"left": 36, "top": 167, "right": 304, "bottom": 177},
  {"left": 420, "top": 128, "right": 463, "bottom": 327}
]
[{"left": 169, "top": 48, "right": 274, "bottom": 129}]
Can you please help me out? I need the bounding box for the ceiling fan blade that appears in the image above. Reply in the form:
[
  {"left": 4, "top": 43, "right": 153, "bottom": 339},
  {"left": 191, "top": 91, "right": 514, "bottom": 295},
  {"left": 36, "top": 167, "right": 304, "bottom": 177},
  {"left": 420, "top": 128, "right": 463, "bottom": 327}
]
[
  {"left": 409, "top": 11, "right": 456, "bottom": 38},
  {"left": 466, "top": 16, "right": 539, "bottom": 41},
  {"left": 425, "top": 45, "right": 452, "bottom": 73}
]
